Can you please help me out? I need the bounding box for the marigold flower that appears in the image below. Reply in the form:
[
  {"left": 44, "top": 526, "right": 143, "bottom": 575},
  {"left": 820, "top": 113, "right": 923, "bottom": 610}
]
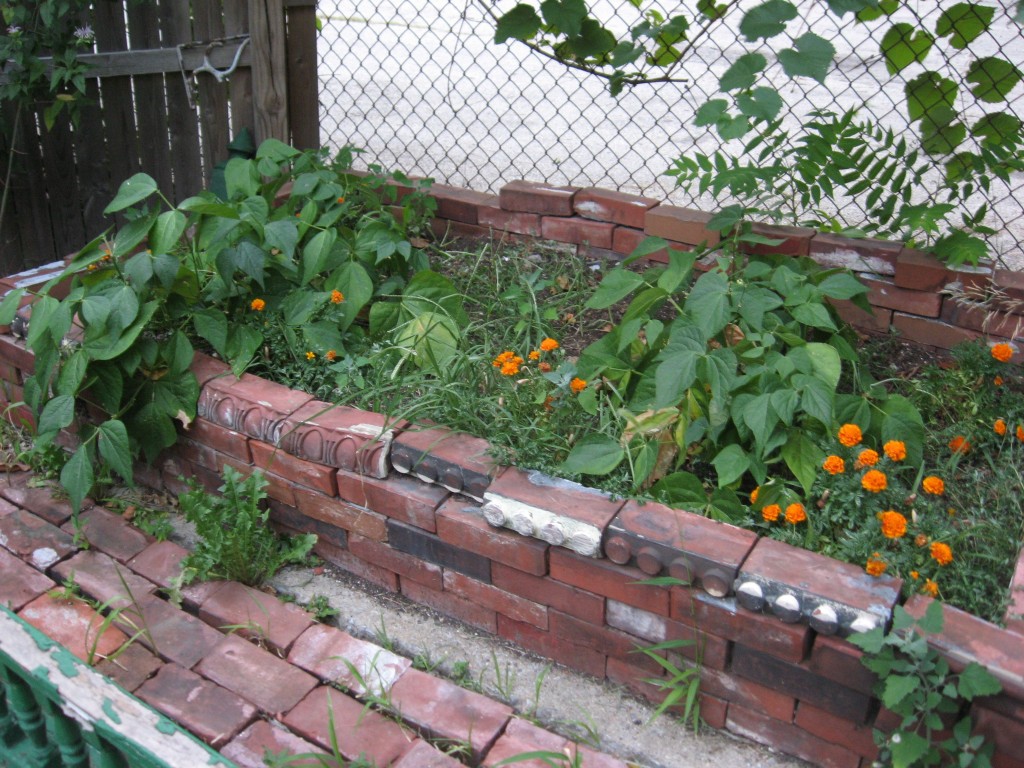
[
  {"left": 930, "top": 541, "right": 953, "bottom": 566},
  {"left": 528, "top": 350, "right": 540, "bottom": 360},
  {"left": 1017, "top": 425, "right": 1024, "bottom": 443},
  {"left": 305, "top": 351, "right": 316, "bottom": 360},
  {"left": 878, "top": 510, "right": 907, "bottom": 539},
  {"left": 923, "top": 579, "right": 939, "bottom": 597},
  {"left": 822, "top": 455, "right": 845, "bottom": 475},
  {"left": 500, "top": 359, "right": 522, "bottom": 376},
  {"left": 909, "top": 570, "right": 919, "bottom": 580},
  {"left": 538, "top": 362, "right": 552, "bottom": 373},
  {"left": 540, "top": 338, "right": 560, "bottom": 352},
  {"left": 569, "top": 377, "right": 587, "bottom": 394},
  {"left": 336, "top": 196, "right": 345, "bottom": 204},
  {"left": 948, "top": 435, "right": 970, "bottom": 454},
  {"left": 915, "top": 534, "right": 928, "bottom": 548},
  {"left": 865, "top": 554, "right": 886, "bottom": 577},
  {"left": 861, "top": 469, "right": 887, "bottom": 493},
  {"left": 883, "top": 440, "right": 906, "bottom": 462},
  {"left": 750, "top": 486, "right": 760, "bottom": 505},
  {"left": 995, "top": 419, "right": 1007, "bottom": 436},
  {"left": 922, "top": 476, "right": 944, "bottom": 495},
  {"left": 250, "top": 298, "right": 266, "bottom": 311},
  {"left": 785, "top": 503, "right": 807, "bottom": 524},
  {"left": 762, "top": 504, "right": 781, "bottom": 523},
  {"left": 330, "top": 290, "right": 344, "bottom": 304},
  {"left": 325, "top": 349, "right": 337, "bottom": 361},
  {"left": 838, "top": 423, "right": 862, "bottom": 447},
  {"left": 543, "top": 395, "right": 554, "bottom": 411},
  {"left": 856, "top": 448, "right": 879, "bottom": 468},
  {"left": 991, "top": 342, "right": 1014, "bottom": 363},
  {"left": 994, "top": 376, "right": 1004, "bottom": 387}
]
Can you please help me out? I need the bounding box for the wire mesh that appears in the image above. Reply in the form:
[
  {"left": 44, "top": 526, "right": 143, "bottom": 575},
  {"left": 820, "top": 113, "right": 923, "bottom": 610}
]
[{"left": 316, "top": 1, "right": 1024, "bottom": 268}]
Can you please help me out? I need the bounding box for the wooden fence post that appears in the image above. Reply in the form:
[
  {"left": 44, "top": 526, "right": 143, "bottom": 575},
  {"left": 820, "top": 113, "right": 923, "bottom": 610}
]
[
  {"left": 249, "top": 0, "right": 290, "bottom": 144},
  {"left": 285, "top": 0, "right": 320, "bottom": 150}
]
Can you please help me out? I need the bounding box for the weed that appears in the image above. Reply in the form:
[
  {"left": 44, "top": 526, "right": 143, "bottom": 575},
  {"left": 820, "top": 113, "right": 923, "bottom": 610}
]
[
  {"left": 412, "top": 650, "right": 443, "bottom": 674},
  {"left": 493, "top": 749, "right": 582, "bottom": 767},
  {"left": 372, "top": 616, "right": 396, "bottom": 652},
  {"left": 49, "top": 571, "right": 82, "bottom": 602},
  {"left": 523, "top": 663, "right": 551, "bottom": 723},
  {"left": 305, "top": 593, "right": 340, "bottom": 623},
  {"left": 450, "top": 659, "right": 483, "bottom": 693},
  {"left": 489, "top": 649, "right": 517, "bottom": 701}
]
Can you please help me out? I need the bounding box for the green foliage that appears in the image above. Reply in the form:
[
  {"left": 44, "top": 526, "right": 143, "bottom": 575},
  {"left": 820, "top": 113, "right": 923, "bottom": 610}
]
[
  {"left": 849, "top": 602, "right": 1001, "bottom": 768},
  {"left": 177, "top": 466, "right": 316, "bottom": 587}
]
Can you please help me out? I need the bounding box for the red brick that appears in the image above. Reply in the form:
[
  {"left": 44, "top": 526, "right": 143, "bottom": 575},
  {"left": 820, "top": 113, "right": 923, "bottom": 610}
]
[
  {"left": 604, "top": 599, "right": 730, "bottom": 671},
  {"left": 0, "top": 545, "right": 56, "bottom": 610},
  {"left": 19, "top": 591, "right": 128, "bottom": 662},
  {"left": 267, "top": 497, "right": 347, "bottom": 550},
  {"left": 437, "top": 499, "right": 547, "bottom": 576},
  {"left": 701, "top": 666, "right": 796, "bottom": 722},
  {"left": 830, "top": 297, "right": 893, "bottom": 334},
  {"left": 198, "top": 581, "right": 314, "bottom": 653},
  {"left": 1005, "top": 550, "right": 1024, "bottom": 636},
  {"left": 795, "top": 702, "right": 878, "bottom": 759},
  {"left": 312, "top": 538, "right": 399, "bottom": 592},
  {"left": 742, "top": 222, "right": 816, "bottom": 257},
  {"left": 279, "top": 401, "right": 393, "bottom": 478},
  {"left": 218, "top": 454, "right": 297, "bottom": 507},
  {"left": 288, "top": 623, "right": 411, "bottom": 695},
  {"left": 0, "top": 260, "right": 69, "bottom": 295},
  {"left": 429, "top": 218, "right": 493, "bottom": 242},
  {"left": 0, "top": 507, "right": 77, "bottom": 569},
  {"left": 284, "top": 686, "right": 415, "bottom": 765},
  {"left": 497, "top": 614, "right": 605, "bottom": 678},
  {"left": 893, "top": 312, "right": 981, "bottom": 350},
  {"left": 727, "top": 703, "right": 861, "bottom": 768},
  {"left": 387, "top": 519, "right": 491, "bottom": 581},
  {"left": 574, "top": 188, "right": 659, "bottom": 229},
  {"left": 117, "top": 593, "right": 225, "bottom": 669},
  {"left": 392, "top": 739, "right": 466, "bottom": 768},
  {"left": 62, "top": 506, "right": 150, "bottom": 563},
  {"left": 478, "top": 203, "right": 542, "bottom": 236},
  {"left": 136, "top": 663, "right": 257, "bottom": 747},
  {"left": 0, "top": 358, "right": 19, "bottom": 384},
  {"left": 972, "top": 706, "right": 1024, "bottom": 768},
  {"left": 491, "top": 562, "right": 604, "bottom": 625},
  {"left": 605, "top": 654, "right": 668, "bottom": 702},
  {"left": 197, "top": 370, "right": 312, "bottom": 443},
  {"left": 176, "top": 437, "right": 221, "bottom": 473},
  {"left": 196, "top": 634, "right": 318, "bottom": 716},
  {"left": 550, "top": 548, "right": 668, "bottom": 615},
  {"left": 336, "top": 468, "right": 448, "bottom": 532},
  {"left": 126, "top": 540, "right": 190, "bottom": 589},
  {"left": 499, "top": 180, "right": 577, "bottom": 216},
  {"left": 94, "top": 642, "right": 163, "bottom": 692},
  {"left": 541, "top": 216, "right": 615, "bottom": 248},
  {"left": 861, "top": 274, "right": 943, "bottom": 316},
  {"left": 734, "top": 613, "right": 812, "bottom": 664},
  {"left": 941, "top": 300, "right": 1024, "bottom": 344},
  {"left": 995, "top": 268, "right": 1024, "bottom": 302},
  {"left": 549, "top": 609, "right": 664, "bottom": 675},
  {"left": 645, "top": 206, "right": 720, "bottom": 247},
  {"left": 402, "top": 578, "right": 497, "bottom": 633},
  {"left": 390, "top": 668, "right": 513, "bottom": 761},
  {"left": 611, "top": 226, "right": 645, "bottom": 256},
  {"left": 698, "top": 693, "right": 730, "bottom": 730},
  {"left": 348, "top": 532, "right": 443, "bottom": 589},
  {"left": 189, "top": 351, "right": 232, "bottom": 387},
  {"left": 293, "top": 486, "right": 387, "bottom": 541},
  {"left": 52, "top": 550, "right": 156, "bottom": 610},
  {"left": 894, "top": 248, "right": 949, "bottom": 291},
  {"left": 443, "top": 570, "right": 547, "bottom": 628},
  {"left": 188, "top": 418, "right": 251, "bottom": 462},
  {"left": 808, "top": 634, "right": 878, "bottom": 696},
  {"left": 482, "top": 716, "right": 568, "bottom": 767},
  {"left": 0, "top": 335, "right": 35, "bottom": 375},
  {"left": 949, "top": 260, "right": 994, "bottom": 293},
  {"left": 809, "top": 233, "right": 901, "bottom": 275},
  {"left": 220, "top": 720, "right": 328, "bottom": 768},
  {"left": 250, "top": 440, "right": 336, "bottom": 496},
  {"left": 428, "top": 185, "right": 498, "bottom": 224}
]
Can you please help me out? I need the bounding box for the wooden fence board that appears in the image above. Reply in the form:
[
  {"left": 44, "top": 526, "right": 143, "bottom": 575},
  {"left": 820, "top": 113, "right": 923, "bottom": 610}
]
[
  {"left": 224, "top": 0, "right": 254, "bottom": 142},
  {"left": 12, "top": 111, "right": 58, "bottom": 266},
  {"left": 37, "top": 109, "right": 86, "bottom": 255},
  {"left": 92, "top": 0, "right": 140, "bottom": 192},
  {"left": 249, "top": 0, "right": 289, "bottom": 143},
  {"left": 286, "top": 2, "right": 320, "bottom": 150},
  {"left": 73, "top": 79, "right": 116, "bottom": 241},
  {"left": 126, "top": 1, "right": 173, "bottom": 194},
  {"left": 162, "top": 2, "right": 205, "bottom": 199},
  {"left": 193, "top": 0, "right": 231, "bottom": 175}
]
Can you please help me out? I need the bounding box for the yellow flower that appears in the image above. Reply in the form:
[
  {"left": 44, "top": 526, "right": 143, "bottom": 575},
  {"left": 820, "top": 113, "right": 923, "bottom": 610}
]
[
  {"left": 540, "top": 337, "right": 560, "bottom": 352},
  {"left": 883, "top": 440, "right": 906, "bottom": 462},
  {"left": 838, "top": 423, "right": 862, "bottom": 447},
  {"left": 990, "top": 342, "right": 1014, "bottom": 363},
  {"left": 861, "top": 469, "right": 887, "bottom": 493},
  {"left": 866, "top": 553, "right": 886, "bottom": 577},
  {"left": 822, "top": 455, "right": 845, "bottom": 475},
  {"left": 250, "top": 298, "right": 266, "bottom": 311},
  {"left": 306, "top": 351, "right": 316, "bottom": 360},
  {"left": 921, "top": 476, "right": 944, "bottom": 495},
  {"left": 995, "top": 419, "right": 1007, "bottom": 436},
  {"left": 528, "top": 350, "right": 540, "bottom": 360},
  {"left": 922, "top": 579, "right": 939, "bottom": 597},
  {"left": 856, "top": 448, "right": 879, "bottom": 468},
  {"left": 762, "top": 504, "right": 781, "bottom": 523},
  {"left": 330, "top": 290, "right": 344, "bottom": 304},
  {"left": 878, "top": 510, "right": 907, "bottom": 539},
  {"left": 569, "top": 377, "right": 587, "bottom": 394},
  {"left": 785, "top": 503, "right": 806, "bottom": 524},
  {"left": 930, "top": 542, "right": 953, "bottom": 566}
]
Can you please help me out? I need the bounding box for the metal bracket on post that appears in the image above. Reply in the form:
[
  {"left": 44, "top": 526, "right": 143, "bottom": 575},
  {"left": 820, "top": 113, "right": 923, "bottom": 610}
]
[{"left": 176, "top": 35, "right": 251, "bottom": 109}]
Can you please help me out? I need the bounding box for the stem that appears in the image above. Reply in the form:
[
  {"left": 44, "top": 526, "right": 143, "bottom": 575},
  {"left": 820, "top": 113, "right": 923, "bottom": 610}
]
[{"left": 0, "top": 102, "right": 24, "bottom": 244}]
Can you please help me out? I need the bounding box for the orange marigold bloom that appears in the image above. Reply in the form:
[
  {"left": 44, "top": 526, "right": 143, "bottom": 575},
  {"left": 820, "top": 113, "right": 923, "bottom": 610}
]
[
  {"left": 994, "top": 376, "right": 1004, "bottom": 387},
  {"left": 991, "top": 342, "right": 1014, "bottom": 363},
  {"left": 856, "top": 448, "right": 879, "bottom": 468},
  {"left": 909, "top": 570, "right": 919, "bottom": 580},
  {"left": 762, "top": 504, "right": 781, "bottom": 523},
  {"left": 785, "top": 503, "right": 807, "bottom": 524},
  {"left": 750, "top": 486, "right": 760, "bottom": 504},
  {"left": 865, "top": 554, "right": 886, "bottom": 577},
  {"left": 923, "top": 579, "right": 939, "bottom": 597},
  {"left": 325, "top": 350, "right": 338, "bottom": 361},
  {"left": 883, "top": 440, "right": 906, "bottom": 462},
  {"left": 538, "top": 362, "right": 552, "bottom": 373},
  {"left": 922, "top": 476, "right": 944, "bottom": 495},
  {"left": 569, "top": 377, "right": 587, "bottom": 394},
  {"left": 837, "top": 423, "right": 862, "bottom": 447},
  {"left": 915, "top": 534, "right": 928, "bottom": 548},
  {"left": 1017, "top": 425, "right": 1024, "bottom": 443},
  {"left": 492, "top": 351, "right": 521, "bottom": 369},
  {"left": 948, "top": 435, "right": 971, "bottom": 454},
  {"left": 930, "top": 541, "right": 953, "bottom": 566},
  {"left": 250, "top": 298, "right": 266, "bottom": 311},
  {"left": 861, "top": 469, "right": 887, "bottom": 493},
  {"left": 330, "top": 290, "right": 344, "bottom": 304},
  {"left": 500, "top": 359, "right": 522, "bottom": 376},
  {"left": 822, "top": 455, "right": 845, "bottom": 475},
  {"left": 539, "top": 338, "right": 559, "bottom": 352},
  {"left": 528, "top": 350, "right": 540, "bottom": 360},
  {"left": 995, "top": 419, "right": 1007, "bottom": 436},
  {"left": 878, "top": 510, "right": 907, "bottom": 539},
  {"left": 336, "top": 196, "right": 345, "bottom": 204},
  {"left": 305, "top": 351, "right": 316, "bottom": 360}
]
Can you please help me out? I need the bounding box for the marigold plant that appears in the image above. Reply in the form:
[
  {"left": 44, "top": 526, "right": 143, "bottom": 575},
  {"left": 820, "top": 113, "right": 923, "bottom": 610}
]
[
  {"left": 330, "top": 290, "right": 344, "bottom": 304},
  {"left": 865, "top": 553, "right": 887, "bottom": 577},
  {"left": 762, "top": 504, "right": 781, "bottom": 523},
  {"left": 250, "top": 298, "right": 266, "bottom": 311},
  {"left": 837, "top": 423, "right": 862, "bottom": 448},
  {"left": 921, "top": 476, "right": 944, "bottom": 495},
  {"left": 540, "top": 337, "right": 559, "bottom": 352},
  {"left": 994, "top": 419, "right": 1007, "bottom": 436},
  {"left": 569, "top": 377, "right": 587, "bottom": 394},
  {"left": 948, "top": 435, "right": 970, "bottom": 454},
  {"left": 822, "top": 455, "right": 844, "bottom": 475},
  {"left": 931, "top": 542, "right": 954, "bottom": 566},
  {"left": 856, "top": 448, "right": 879, "bottom": 468},
  {"left": 785, "top": 503, "right": 806, "bottom": 524},
  {"left": 990, "top": 342, "right": 1014, "bottom": 363},
  {"left": 883, "top": 440, "right": 906, "bottom": 462},
  {"left": 861, "top": 469, "right": 887, "bottom": 493},
  {"left": 878, "top": 510, "right": 907, "bottom": 539}
]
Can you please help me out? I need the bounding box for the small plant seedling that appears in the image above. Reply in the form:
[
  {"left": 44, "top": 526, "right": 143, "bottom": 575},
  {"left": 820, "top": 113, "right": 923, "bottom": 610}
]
[
  {"left": 412, "top": 650, "right": 443, "bottom": 673},
  {"left": 372, "top": 616, "right": 396, "bottom": 652},
  {"left": 305, "top": 594, "right": 340, "bottom": 623},
  {"left": 489, "top": 648, "right": 517, "bottom": 701}
]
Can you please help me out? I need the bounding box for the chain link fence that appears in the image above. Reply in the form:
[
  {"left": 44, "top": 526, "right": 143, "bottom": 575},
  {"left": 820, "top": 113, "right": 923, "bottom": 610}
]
[{"left": 316, "top": 1, "right": 1024, "bottom": 269}]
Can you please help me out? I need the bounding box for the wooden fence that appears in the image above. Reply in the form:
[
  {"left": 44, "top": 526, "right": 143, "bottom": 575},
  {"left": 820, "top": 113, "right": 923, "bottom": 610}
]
[{"left": 0, "top": 0, "right": 318, "bottom": 274}]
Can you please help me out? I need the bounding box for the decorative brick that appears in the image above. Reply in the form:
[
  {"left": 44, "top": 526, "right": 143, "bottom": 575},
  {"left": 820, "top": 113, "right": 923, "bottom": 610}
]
[
  {"left": 0, "top": 478, "right": 83, "bottom": 525},
  {"left": 550, "top": 548, "right": 668, "bottom": 615},
  {"left": 387, "top": 519, "right": 491, "bottom": 582},
  {"left": 268, "top": 498, "right": 348, "bottom": 550},
  {"left": 402, "top": 578, "right": 498, "bottom": 633},
  {"left": 499, "top": 180, "right": 577, "bottom": 216},
  {"left": 428, "top": 185, "right": 498, "bottom": 224},
  {"left": 288, "top": 623, "right": 411, "bottom": 696},
  {"left": 189, "top": 351, "right": 232, "bottom": 387},
  {"left": 478, "top": 203, "right": 542, "bottom": 236},
  {"left": 491, "top": 562, "right": 604, "bottom": 625},
  {"left": 389, "top": 668, "right": 512, "bottom": 761},
  {"left": 604, "top": 499, "right": 757, "bottom": 598},
  {"left": 250, "top": 440, "right": 337, "bottom": 496},
  {"left": 196, "top": 634, "right": 318, "bottom": 716},
  {"left": 198, "top": 581, "right": 313, "bottom": 653},
  {"left": 136, "top": 663, "right": 257, "bottom": 747},
  {"left": 443, "top": 570, "right": 547, "bottom": 628},
  {"left": 795, "top": 702, "right": 879, "bottom": 759},
  {"left": 294, "top": 486, "right": 388, "bottom": 541},
  {"left": 279, "top": 401, "right": 393, "bottom": 478},
  {"left": 830, "top": 297, "right": 893, "bottom": 334},
  {"left": 541, "top": 216, "right": 615, "bottom": 248},
  {"left": 861, "top": 274, "right": 943, "bottom": 317},
  {"left": 19, "top": 591, "right": 128, "bottom": 662},
  {"left": 187, "top": 418, "right": 251, "bottom": 462},
  {"left": 348, "top": 532, "right": 443, "bottom": 589},
  {"left": 645, "top": 206, "right": 720, "bottom": 247},
  {"left": 893, "top": 312, "right": 981, "bottom": 350},
  {"left": 742, "top": 222, "right": 816, "bottom": 257},
  {"left": 437, "top": 499, "right": 547, "bottom": 576},
  {"left": 95, "top": 642, "right": 163, "bottom": 692},
  {"left": 284, "top": 686, "right": 415, "bottom": 765},
  {"left": 126, "top": 540, "right": 189, "bottom": 589},
  {"left": 53, "top": 550, "right": 156, "bottom": 610},
  {"left": 220, "top": 720, "right": 328, "bottom": 768},
  {"left": 62, "top": 506, "right": 150, "bottom": 563},
  {"left": 574, "top": 188, "right": 659, "bottom": 228},
  {"left": 894, "top": 248, "right": 949, "bottom": 291},
  {"left": 482, "top": 468, "right": 625, "bottom": 558},
  {"left": 0, "top": 508, "right": 77, "bottom": 569},
  {"left": 727, "top": 704, "right": 861, "bottom": 768},
  {"left": 809, "top": 233, "right": 901, "bottom": 275},
  {"left": 0, "top": 544, "right": 55, "bottom": 610},
  {"left": 197, "top": 370, "right": 312, "bottom": 444},
  {"left": 336, "top": 468, "right": 449, "bottom": 532},
  {"left": 312, "top": 538, "right": 400, "bottom": 592},
  {"left": 391, "top": 425, "right": 500, "bottom": 501},
  {"left": 116, "top": 593, "right": 225, "bottom": 669},
  {"left": 496, "top": 614, "right": 605, "bottom": 678},
  {"left": 392, "top": 739, "right": 466, "bottom": 768}
]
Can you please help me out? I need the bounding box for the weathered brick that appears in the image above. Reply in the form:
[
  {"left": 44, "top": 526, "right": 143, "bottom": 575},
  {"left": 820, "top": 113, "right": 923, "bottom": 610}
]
[
  {"left": 701, "top": 665, "right": 795, "bottom": 722},
  {"left": 941, "top": 300, "right": 1024, "bottom": 344},
  {"left": 742, "top": 222, "right": 816, "bottom": 257},
  {"left": 894, "top": 248, "right": 949, "bottom": 291},
  {"left": 220, "top": 720, "right": 328, "bottom": 768},
  {"left": 293, "top": 486, "right": 387, "bottom": 540},
  {"left": 289, "top": 623, "right": 412, "bottom": 695},
  {"left": 727, "top": 704, "right": 861, "bottom": 768},
  {"left": 19, "top": 591, "right": 128, "bottom": 663},
  {"left": 995, "top": 268, "right": 1024, "bottom": 302},
  {"left": 549, "top": 609, "right": 664, "bottom": 675},
  {"left": 348, "top": 532, "right": 443, "bottom": 589},
  {"left": 0, "top": 333, "right": 35, "bottom": 375},
  {"left": 428, "top": 185, "right": 498, "bottom": 224},
  {"left": 250, "top": 440, "right": 337, "bottom": 496},
  {"left": 197, "top": 370, "right": 312, "bottom": 444},
  {"left": 795, "top": 702, "right": 878, "bottom": 759},
  {"left": 611, "top": 226, "right": 645, "bottom": 256},
  {"left": 220, "top": 454, "right": 297, "bottom": 507},
  {"left": 644, "top": 206, "right": 720, "bottom": 247},
  {"left": 477, "top": 203, "right": 543, "bottom": 236},
  {"left": 312, "top": 538, "right": 399, "bottom": 592},
  {"left": 126, "top": 540, "right": 190, "bottom": 589},
  {"left": 189, "top": 351, "right": 232, "bottom": 387},
  {"left": 541, "top": 216, "right": 615, "bottom": 248},
  {"left": 499, "top": 180, "right": 577, "bottom": 216},
  {"left": 0, "top": 479, "right": 81, "bottom": 525},
  {"left": 198, "top": 580, "right": 313, "bottom": 653},
  {"left": 550, "top": 548, "right": 668, "bottom": 615},
  {"left": 491, "top": 562, "right": 604, "bottom": 625},
  {"left": 809, "top": 233, "right": 901, "bottom": 275},
  {"left": 402, "top": 578, "right": 497, "bottom": 633},
  {"left": 117, "top": 593, "right": 225, "bottom": 669},
  {"left": 443, "top": 570, "right": 548, "bottom": 628},
  {"left": 268, "top": 498, "right": 348, "bottom": 550},
  {"left": 830, "top": 297, "right": 893, "bottom": 334},
  {"left": 948, "top": 260, "right": 994, "bottom": 293},
  {"left": 807, "top": 634, "right": 878, "bottom": 696},
  {"left": 437, "top": 499, "right": 547, "bottom": 576},
  {"left": 574, "top": 188, "right": 659, "bottom": 228},
  {"left": 604, "top": 599, "right": 730, "bottom": 670},
  {"left": 392, "top": 739, "right": 466, "bottom": 768},
  {"left": 972, "top": 706, "right": 1024, "bottom": 768},
  {"left": 429, "top": 218, "right": 492, "bottom": 242},
  {"left": 62, "top": 506, "right": 150, "bottom": 563},
  {"left": 1, "top": 509, "right": 78, "bottom": 570},
  {"left": 188, "top": 418, "right": 251, "bottom": 462},
  {"left": 387, "top": 519, "right": 491, "bottom": 582},
  {"left": 1005, "top": 551, "right": 1024, "bottom": 637},
  {"left": 279, "top": 401, "right": 393, "bottom": 478},
  {"left": 861, "top": 274, "right": 943, "bottom": 317},
  {"left": 893, "top": 312, "right": 981, "bottom": 351},
  {"left": 496, "top": 614, "right": 605, "bottom": 678},
  {"left": 0, "top": 544, "right": 56, "bottom": 610},
  {"left": 95, "top": 642, "right": 163, "bottom": 692},
  {"left": 336, "top": 469, "right": 448, "bottom": 532}
]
